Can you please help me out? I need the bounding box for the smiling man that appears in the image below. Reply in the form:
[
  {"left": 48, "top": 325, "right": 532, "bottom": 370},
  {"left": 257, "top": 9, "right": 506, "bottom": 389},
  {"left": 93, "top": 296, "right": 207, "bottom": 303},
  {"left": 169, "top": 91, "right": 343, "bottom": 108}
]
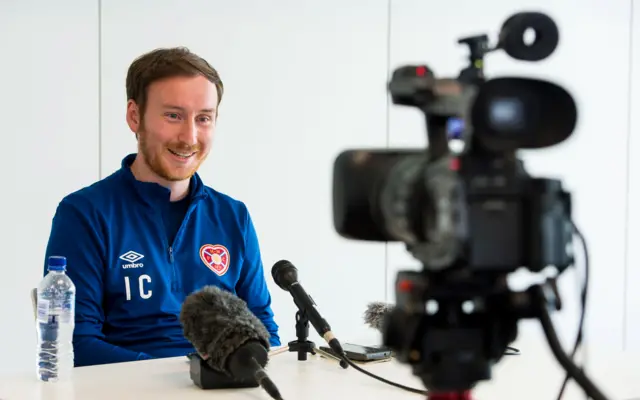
[{"left": 43, "top": 47, "right": 280, "bottom": 366}]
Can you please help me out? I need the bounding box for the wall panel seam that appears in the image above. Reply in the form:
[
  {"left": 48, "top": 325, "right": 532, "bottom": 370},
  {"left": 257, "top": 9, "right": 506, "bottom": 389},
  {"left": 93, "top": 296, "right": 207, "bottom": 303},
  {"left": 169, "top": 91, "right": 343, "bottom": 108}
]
[
  {"left": 623, "top": 0, "right": 636, "bottom": 351},
  {"left": 384, "top": 0, "right": 392, "bottom": 303},
  {"left": 98, "top": 0, "right": 103, "bottom": 180}
]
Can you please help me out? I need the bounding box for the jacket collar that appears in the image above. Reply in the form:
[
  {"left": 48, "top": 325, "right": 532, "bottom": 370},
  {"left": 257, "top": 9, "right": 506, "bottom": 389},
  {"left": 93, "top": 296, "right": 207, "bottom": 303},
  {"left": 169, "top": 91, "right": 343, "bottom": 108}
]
[{"left": 119, "top": 153, "right": 207, "bottom": 208}]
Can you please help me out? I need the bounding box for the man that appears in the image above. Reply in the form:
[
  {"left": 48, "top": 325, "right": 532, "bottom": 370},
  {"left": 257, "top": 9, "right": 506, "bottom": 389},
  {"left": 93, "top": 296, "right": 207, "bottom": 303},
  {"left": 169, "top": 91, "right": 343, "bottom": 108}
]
[{"left": 43, "top": 47, "right": 280, "bottom": 367}]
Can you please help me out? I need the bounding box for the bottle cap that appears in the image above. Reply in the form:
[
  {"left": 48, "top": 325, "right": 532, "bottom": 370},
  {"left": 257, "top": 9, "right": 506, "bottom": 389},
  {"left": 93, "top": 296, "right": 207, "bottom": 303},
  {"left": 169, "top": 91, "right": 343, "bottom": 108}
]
[{"left": 48, "top": 256, "right": 67, "bottom": 271}]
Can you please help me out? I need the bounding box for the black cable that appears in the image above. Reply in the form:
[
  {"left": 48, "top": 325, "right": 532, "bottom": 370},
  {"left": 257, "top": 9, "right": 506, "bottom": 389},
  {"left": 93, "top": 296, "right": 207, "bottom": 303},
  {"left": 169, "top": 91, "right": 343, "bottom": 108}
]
[
  {"left": 338, "top": 356, "right": 428, "bottom": 395},
  {"left": 536, "top": 286, "right": 608, "bottom": 400},
  {"left": 505, "top": 346, "right": 521, "bottom": 355},
  {"left": 331, "top": 343, "right": 520, "bottom": 396},
  {"left": 556, "top": 221, "right": 589, "bottom": 400},
  {"left": 323, "top": 342, "right": 519, "bottom": 395},
  {"left": 253, "top": 358, "right": 284, "bottom": 400}
]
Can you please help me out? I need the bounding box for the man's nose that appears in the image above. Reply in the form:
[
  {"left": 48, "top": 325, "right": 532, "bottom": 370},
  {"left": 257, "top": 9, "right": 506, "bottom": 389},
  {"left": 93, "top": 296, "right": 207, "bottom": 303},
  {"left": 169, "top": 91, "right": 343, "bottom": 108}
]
[{"left": 180, "top": 119, "right": 198, "bottom": 145}]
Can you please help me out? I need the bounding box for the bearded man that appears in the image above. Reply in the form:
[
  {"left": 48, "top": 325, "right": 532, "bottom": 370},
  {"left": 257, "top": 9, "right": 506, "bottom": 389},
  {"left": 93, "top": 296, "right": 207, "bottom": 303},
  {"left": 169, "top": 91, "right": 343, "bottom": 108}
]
[{"left": 43, "top": 47, "right": 280, "bottom": 367}]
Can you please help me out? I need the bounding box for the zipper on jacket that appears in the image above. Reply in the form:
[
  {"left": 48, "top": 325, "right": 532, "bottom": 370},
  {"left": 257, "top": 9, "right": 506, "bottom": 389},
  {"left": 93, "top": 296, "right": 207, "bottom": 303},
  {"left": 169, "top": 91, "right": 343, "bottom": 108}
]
[
  {"left": 166, "top": 195, "right": 205, "bottom": 293},
  {"left": 173, "top": 199, "right": 203, "bottom": 249},
  {"left": 168, "top": 245, "right": 177, "bottom": 291}
]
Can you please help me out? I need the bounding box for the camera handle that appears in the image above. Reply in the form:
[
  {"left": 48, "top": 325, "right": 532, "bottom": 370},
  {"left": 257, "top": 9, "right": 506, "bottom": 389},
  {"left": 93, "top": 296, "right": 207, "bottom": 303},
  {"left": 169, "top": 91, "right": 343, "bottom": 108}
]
[{"left": 457, "top": 34, "right": 491, "bottom": 85}]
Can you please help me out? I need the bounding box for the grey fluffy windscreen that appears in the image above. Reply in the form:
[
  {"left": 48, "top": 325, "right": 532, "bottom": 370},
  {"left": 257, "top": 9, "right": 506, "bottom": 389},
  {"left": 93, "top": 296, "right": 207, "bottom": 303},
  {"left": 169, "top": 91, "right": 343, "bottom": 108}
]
[
  {"left": 180, "top": 285, "right": 271, "bottom": 373},
  {"left": 363, "top": 301, "right": 394, "bottom": 332}
]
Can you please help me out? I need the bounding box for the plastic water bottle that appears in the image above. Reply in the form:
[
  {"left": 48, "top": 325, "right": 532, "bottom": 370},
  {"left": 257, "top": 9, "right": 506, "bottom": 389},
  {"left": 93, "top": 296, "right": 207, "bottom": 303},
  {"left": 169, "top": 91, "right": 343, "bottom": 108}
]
[{"left": 36, "top": 256, "right": 76, "bottom": 382}]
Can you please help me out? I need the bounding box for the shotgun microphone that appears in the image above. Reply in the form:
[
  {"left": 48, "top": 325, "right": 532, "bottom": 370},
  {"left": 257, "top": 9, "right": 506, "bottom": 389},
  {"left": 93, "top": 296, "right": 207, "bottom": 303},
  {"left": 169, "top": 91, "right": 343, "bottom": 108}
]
[{"left": 180, "top": 285, "right": 284, "bottom": 400}]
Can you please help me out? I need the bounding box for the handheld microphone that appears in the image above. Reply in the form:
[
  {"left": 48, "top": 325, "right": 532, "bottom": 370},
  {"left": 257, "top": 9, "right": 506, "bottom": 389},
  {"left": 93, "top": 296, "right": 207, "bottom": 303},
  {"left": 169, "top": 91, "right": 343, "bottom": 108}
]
[
  {"left": 363, "top": 301, "right": 395, "bottom": 332},
  {"left": 180, "top": 285, "right": 284, "bottom": 400},
  {"left": 271, "top": 260, "right": 347, "bottom": 361},
  {"left": 271, "top": 262, "right": 431, "bottom": 395}
]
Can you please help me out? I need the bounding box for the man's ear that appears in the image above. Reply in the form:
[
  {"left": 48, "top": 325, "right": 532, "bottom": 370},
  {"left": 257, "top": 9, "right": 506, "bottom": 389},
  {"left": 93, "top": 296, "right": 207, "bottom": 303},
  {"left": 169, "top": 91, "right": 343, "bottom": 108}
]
[{"left": 126, "top": 100, "right": 141, "bottom": 133}]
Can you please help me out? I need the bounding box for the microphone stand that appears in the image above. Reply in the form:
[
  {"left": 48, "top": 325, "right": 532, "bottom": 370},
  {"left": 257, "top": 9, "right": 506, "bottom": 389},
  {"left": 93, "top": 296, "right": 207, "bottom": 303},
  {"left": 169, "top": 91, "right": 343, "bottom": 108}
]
[
  {"left": 287, "top": 309, "right": 316, "bottom": 361},
  {"left": 286, "top": 300, "right": 349, "bottom": 369}
]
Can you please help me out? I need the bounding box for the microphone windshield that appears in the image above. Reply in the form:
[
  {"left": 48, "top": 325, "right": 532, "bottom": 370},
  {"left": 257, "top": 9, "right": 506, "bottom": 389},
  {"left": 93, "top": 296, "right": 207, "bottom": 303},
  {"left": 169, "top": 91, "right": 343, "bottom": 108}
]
[
  {"left": 364, "top": 301, "right": 395, "bottom": 332},
  {"left": 180, "top": 285, "right": 271, "bottom": 373},
  {"left": 271, "top": 259, "right": 298, "bottom": 291}
]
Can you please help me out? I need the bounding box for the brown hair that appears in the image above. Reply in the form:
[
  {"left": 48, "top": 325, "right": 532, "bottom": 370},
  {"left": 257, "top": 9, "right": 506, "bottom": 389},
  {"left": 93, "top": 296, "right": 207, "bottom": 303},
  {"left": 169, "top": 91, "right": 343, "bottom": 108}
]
[{"left": 125, "top": 47, "right": 224, "bottom": 119}]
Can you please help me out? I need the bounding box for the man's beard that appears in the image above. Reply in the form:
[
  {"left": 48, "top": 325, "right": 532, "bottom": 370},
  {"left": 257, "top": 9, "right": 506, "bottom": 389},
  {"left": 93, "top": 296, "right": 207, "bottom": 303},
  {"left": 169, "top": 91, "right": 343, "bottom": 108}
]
[{"left": 138, "top": 130, "right": 206, "bottom": 182}]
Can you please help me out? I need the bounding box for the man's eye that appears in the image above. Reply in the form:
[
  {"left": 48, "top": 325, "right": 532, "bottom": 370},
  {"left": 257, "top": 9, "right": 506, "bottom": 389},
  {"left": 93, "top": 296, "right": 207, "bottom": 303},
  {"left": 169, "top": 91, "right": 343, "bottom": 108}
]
[
  {"left": 198, "top": 116, "right": 212, "bottom": 123},
  {"left": 166, "top": 113, "right": 180, "bottom": 119}
]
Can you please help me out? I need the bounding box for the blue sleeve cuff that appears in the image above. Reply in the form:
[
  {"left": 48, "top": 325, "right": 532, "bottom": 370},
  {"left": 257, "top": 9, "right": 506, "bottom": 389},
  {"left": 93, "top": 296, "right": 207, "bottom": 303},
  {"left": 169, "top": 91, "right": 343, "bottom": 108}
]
[{"left": 136, "top": 353, "right": 153, "bottom": 360}]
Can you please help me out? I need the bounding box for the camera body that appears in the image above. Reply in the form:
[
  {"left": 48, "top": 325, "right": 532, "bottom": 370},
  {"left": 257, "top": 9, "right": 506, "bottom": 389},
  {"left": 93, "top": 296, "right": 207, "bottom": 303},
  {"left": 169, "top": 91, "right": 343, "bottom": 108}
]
[
  {"left": 332, "top": 12, "right": 578, "bottom": 393},
  {"left": 333, "top": 147, "right": 574, "bottom": 273}
]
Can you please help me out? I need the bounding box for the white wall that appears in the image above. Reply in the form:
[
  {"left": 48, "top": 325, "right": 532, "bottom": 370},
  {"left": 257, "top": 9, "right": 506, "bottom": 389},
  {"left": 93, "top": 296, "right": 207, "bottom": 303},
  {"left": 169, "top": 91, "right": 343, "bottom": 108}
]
[
  {"left": 625, "top": 0, "right": 640, "bottom": 352},
  {"left": 0, "top": 0, "right": 100, "bottom": 375},
  {"left": 0, "top": 0, "right": 637, "bottom": 388}
]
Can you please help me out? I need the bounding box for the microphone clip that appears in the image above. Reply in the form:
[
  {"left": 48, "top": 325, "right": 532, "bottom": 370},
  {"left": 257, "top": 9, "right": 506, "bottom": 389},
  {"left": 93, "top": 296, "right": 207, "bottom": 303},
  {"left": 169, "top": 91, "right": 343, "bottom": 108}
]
[{"left": 287, "top": 309, "right": 317, "bottom": 361}]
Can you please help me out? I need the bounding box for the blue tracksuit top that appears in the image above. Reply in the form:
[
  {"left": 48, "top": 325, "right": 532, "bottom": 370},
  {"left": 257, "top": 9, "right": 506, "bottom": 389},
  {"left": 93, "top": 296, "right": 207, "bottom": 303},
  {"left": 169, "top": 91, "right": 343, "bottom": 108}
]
[{"left": 43, "top": 153, "right": 280, "bottom": 367}]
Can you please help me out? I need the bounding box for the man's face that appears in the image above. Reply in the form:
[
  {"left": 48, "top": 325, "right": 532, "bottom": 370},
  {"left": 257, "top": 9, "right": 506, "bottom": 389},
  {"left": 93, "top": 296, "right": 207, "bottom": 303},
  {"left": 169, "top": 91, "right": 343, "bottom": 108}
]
[{"left": 127, "top": 75, "right": 218, "bottom": 182}]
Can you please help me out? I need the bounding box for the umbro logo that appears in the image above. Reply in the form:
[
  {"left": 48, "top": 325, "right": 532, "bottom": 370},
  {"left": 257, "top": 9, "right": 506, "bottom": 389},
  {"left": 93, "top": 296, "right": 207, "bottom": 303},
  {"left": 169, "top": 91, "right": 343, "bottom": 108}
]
[{"left": 119, "top": 251, "right": 144, "bottom": 269}]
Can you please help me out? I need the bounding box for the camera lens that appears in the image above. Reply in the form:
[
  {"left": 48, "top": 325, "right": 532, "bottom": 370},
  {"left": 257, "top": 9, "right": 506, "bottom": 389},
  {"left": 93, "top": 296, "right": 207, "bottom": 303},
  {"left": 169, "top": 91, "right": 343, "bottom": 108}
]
[{"left": 332, "top": 149, "right": 425, "bottom": 242}]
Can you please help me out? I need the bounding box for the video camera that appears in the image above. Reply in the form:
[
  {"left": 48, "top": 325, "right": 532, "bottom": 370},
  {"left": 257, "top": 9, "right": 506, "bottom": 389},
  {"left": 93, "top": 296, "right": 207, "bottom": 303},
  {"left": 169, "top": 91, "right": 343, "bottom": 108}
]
[{"left": 332, "top": 11, "right": 609, "bottom": 400}]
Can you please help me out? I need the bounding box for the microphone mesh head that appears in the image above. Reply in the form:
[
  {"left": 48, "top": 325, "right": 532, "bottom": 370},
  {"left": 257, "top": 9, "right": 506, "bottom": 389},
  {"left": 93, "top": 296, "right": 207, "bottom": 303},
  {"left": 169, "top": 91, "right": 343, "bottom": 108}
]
[
  {"left": 271, "top": 259, "right": 297, "bottom": 290},
  {"left": 271, "top": 260, "right": 290, "bottom": 282}
]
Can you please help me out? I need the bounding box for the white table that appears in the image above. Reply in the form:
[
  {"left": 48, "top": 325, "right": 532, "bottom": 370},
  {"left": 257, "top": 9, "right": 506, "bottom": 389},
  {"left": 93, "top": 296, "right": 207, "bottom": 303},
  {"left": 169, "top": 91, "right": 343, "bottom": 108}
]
[{"left": 1, "top": 334, "right": 638, "bottom": 400}]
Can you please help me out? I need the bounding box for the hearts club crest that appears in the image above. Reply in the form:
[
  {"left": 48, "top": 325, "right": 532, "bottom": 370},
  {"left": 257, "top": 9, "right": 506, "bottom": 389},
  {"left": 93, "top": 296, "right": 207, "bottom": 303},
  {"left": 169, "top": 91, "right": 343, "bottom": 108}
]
[{"left": 199, "top": 244, "right": 230, "bottom": 276}]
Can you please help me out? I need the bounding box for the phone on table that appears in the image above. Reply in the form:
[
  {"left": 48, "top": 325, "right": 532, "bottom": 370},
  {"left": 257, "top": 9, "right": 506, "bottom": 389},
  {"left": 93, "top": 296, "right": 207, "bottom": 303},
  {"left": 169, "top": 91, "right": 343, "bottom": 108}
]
[{"left": 317, "top": 343, "right": 393, "bottom": 363}]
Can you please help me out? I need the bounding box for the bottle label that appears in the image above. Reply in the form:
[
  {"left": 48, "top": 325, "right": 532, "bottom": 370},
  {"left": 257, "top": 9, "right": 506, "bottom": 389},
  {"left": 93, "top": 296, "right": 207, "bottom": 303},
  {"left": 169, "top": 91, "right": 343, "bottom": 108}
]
[{"left": 36, "top": 299, "right": 50, "bottom": 323}]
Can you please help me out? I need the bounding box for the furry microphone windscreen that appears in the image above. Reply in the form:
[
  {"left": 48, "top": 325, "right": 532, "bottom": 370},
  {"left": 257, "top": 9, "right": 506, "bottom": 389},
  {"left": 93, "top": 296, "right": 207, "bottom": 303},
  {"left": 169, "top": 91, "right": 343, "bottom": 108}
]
[
  {"left": 180, "top": 285, "right": 271, "bottom": 373},
  {"left": 363, "top": 301, "right": 395, "bottom": 332}
]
